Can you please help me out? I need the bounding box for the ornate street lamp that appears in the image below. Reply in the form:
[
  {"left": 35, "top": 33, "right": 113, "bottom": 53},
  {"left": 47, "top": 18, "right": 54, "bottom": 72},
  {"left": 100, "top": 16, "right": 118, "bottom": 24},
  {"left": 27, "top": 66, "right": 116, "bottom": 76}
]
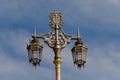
[
  {"left": 71, "top": 41, "right": 87, "bottom": 68},
  {"left": 71, "top": 29, "right": 88, "bottom": 69},
  {"left": 27, "top": 37, "right": 43, "bottom": 66},
  {"left": 26, "top": 10, "right": 87, "bottom": 80}
]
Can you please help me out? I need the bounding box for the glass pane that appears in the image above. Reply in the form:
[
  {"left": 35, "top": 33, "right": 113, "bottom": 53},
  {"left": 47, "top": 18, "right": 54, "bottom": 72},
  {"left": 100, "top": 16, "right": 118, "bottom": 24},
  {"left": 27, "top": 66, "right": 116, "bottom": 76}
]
[
  {"left": 28, "top": 50, "right": 32, "bottom": 61},
  {"left": 81, "top": 46, "right": 87, "bottom": 62},
  {"left": 77, "top": 52, "right": 82, "bottom": 61},
  {"left": 33, "top": 51, "right": 40, "bottom": 59},
  {"left": 82, "top": 53, "right": 85, "bottom": 61},
  {"left": 72, "top": 51, "right": 76, "bottom": 62}
]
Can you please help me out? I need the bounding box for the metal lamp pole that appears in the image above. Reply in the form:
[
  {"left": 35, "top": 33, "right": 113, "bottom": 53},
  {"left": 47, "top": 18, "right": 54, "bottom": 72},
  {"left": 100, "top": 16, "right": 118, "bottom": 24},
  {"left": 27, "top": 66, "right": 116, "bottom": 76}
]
[{"left": 27, "top": 10, "right": 88, "bottom": 80}]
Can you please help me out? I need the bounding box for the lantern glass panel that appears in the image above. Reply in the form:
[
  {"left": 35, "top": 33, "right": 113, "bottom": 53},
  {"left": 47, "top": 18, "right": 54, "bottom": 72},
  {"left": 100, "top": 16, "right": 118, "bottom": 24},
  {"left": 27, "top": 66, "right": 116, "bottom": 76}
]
[
  {"left": 72, "top": 51, "right": 76, "bottom": 63},
  {"left": 33, "top": 51, "right": 40, "bottom": 59},
  {"left": 28, "top": 49, "right": 32, "bottom": 62},
  {"left": 81, "top": 46, "right": 87, "bottom": 62},
  {"left": 74, "top": 52, "right": 83, "bottom": 65},
  {"left": 77, "top": 52, "right": 82, "bottom": 61},
  {"left": 30, "top": 50, "right": 42, "bottom": 66}
]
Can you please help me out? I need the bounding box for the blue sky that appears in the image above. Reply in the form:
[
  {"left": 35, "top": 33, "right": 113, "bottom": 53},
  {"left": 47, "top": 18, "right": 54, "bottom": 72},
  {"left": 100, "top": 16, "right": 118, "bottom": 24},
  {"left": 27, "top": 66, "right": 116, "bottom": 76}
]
[{"left": 0, "top": 0, "right": 120, "bottom": 80}]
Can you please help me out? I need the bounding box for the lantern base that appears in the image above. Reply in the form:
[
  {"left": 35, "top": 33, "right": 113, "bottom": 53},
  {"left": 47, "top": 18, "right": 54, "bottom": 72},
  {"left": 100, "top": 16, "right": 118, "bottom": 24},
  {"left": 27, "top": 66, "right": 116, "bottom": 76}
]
[
  {"left": 74, "top": 60, "right": 86, "bottom": 68},
  {"left": 30, "top": 58, "right": 41, "bottom": 66}
]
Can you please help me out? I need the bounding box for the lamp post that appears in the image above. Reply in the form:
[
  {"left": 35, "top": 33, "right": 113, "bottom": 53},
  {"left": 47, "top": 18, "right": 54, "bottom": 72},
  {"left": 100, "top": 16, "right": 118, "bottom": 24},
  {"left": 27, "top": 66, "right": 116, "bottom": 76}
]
[{"left": 27, "top": 10, "right": 88, "bottom": 80}]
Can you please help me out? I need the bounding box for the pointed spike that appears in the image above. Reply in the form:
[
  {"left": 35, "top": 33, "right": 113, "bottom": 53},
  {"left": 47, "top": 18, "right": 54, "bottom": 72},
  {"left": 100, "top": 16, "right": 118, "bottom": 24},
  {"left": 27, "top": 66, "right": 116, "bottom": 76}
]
[
  {"left": 33, "top": 24, "right": 37, "bottom": 36},
  {"left": 77, "top": 27, "right": 80, "bottom": 38}
]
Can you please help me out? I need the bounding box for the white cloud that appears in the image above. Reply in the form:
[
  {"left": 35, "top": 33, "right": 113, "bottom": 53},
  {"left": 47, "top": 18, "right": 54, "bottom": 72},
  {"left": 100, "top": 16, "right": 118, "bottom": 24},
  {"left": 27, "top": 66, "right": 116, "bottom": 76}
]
[
  {"left": 0, "top": 0, "right": 120, "bottom": 32},
  {"left": 0, "top": 28, "right": 55, "bottom": 80},
  {"left": 58, "top": 0, "right": 120, "bottom": 32},
  {"left": 0, "top": 29, "right": 29, "bottom": 56},
  {"left": 85, "top": 42, "right": 120, "bottom": 80},
  {"left": 0, "top": 28, "right": 120, "bottom": 80},
  {"left": 109, "top": 0, "right": 120, "bottom": 5}
]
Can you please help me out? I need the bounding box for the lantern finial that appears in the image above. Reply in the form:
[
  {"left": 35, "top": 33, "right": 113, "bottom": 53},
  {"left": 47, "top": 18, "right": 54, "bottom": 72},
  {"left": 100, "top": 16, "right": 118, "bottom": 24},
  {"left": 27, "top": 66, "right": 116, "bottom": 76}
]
[
  {"left": 77, "top": 27, "right": 80, "bottom": 38},
  {"left": 33, "top": 24, "right": 37, "bottom": 37}
]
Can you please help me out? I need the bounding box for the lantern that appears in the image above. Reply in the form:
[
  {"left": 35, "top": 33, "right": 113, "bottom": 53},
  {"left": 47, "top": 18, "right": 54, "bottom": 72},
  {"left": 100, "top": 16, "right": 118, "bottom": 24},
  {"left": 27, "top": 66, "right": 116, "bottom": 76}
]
[
  {"left": 71, "top": 41, "right": 87, "bottom": 69},
  {"left": 27, "top": 39, "right": 43, "bottom": 66}
]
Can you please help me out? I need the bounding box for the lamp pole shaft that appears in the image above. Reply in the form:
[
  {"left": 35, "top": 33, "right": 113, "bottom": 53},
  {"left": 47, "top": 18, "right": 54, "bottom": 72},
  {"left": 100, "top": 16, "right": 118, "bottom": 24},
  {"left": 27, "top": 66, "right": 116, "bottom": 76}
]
[{"left": 53, "top": 59, "right": 62, "bottom": 80}]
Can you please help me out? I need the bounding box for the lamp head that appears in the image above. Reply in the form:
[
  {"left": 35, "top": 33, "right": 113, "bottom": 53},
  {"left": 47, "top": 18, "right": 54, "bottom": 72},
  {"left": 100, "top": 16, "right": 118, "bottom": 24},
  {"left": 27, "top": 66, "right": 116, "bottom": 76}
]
[
  {"left": 71, "top": 40, "right": 87, "bottom": 69},
  {"left": 27, "top": 39, "right": 43, "bottom": 67}
]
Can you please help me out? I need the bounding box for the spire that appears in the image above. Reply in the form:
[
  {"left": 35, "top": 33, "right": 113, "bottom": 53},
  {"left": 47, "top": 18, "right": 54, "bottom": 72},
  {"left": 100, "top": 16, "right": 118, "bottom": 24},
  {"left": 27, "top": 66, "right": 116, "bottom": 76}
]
[
  {"left": 77, "top": 27, "right": 80, "bottom": 39},
  {"left": 33, "top": 24, "right": 36, "bottom": 36}
]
